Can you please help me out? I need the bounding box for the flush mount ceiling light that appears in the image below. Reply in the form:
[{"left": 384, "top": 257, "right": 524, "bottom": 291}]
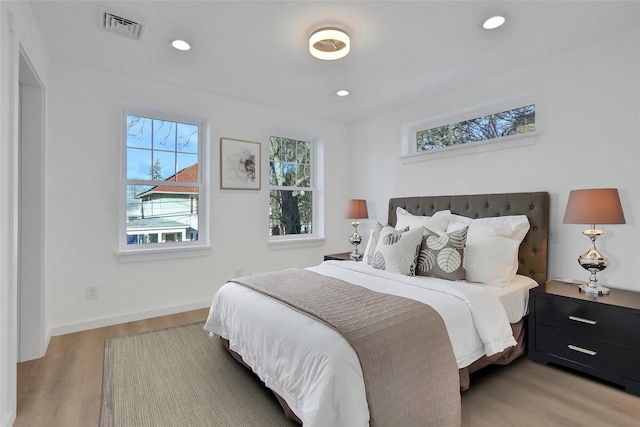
[
  {"left": 171, "top": 39, "right": 191, "bottom": 51},
  {"left": 483, "top": 16, "right": 506, "bottom": 30},
  {"left": 309, "top": 27, "right": 350, "bottom": 60},
  {"left": 336, "top": 89, "right": 350, "bottom": 97}
]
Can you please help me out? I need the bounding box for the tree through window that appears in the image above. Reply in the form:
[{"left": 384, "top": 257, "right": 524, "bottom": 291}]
[
  {"left": 269, "top": 136, "right": 313, "bottom": 236},
  {"left": 416, "top": 104, "right": 535, "bottom": 151}
]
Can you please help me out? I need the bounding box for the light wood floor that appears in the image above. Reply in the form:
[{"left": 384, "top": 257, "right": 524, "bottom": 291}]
[
  {"left": 15, "top": 309, "right": 640, "bottom": 427},
  {"left": 15, "top": 309, "right": 209, "bottom": 427}
]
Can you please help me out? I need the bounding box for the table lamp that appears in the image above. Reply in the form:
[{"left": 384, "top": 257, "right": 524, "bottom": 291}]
[
  {"left": 563, "top": 188, "right": 625, "bottom": 295},
  {"left": 345, "top": 199, "right": 368, "bottom": 261}
]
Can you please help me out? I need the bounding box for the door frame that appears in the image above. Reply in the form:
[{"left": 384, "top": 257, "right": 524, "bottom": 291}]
[{"left": 17, "top": 45, "right": 46, "bottom": 362}]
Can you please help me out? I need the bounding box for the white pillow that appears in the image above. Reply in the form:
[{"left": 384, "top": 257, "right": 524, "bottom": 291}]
[
  {"left": 448, "top": 213, "right": 472, "bottom": 227},
  {"left": 395, "top": 208, "right": 451, "bottom": 233},
  {"left": 371, "top": 227, "right": 424, "bottom": 275},
  {"left": 448, "top": 215, "right": 530, "bottom": 285}
]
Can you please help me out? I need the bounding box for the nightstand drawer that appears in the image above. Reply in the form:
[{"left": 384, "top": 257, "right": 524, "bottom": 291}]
[
  {"left": 535, "top": 295, "right": 640, "bottom": 347},
  {"left": 536, "top": 324, "right": 640, "bottom": 381}
]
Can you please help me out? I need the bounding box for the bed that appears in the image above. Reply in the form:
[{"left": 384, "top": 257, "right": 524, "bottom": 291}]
[{"left": 205, "top": 191, "right": 549, "bottom": 427}]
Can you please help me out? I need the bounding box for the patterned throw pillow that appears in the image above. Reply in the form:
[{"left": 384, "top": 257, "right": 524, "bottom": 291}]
[
  {"left": 371, "top": 227, "right": 424, "bottom": 275},
  {"left": 416, "top": 226, "right": 468, "bottom": 281},
  {"left": 363, "top": 223, "right": 409, "bottom": 266},
  {"left": 363, "top": 222, "right": 385, "bottom": 265}
]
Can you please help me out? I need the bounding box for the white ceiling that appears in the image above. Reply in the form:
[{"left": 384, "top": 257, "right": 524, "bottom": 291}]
[{"left": 27, "top": 1, "right": 639, "bottom": 123}]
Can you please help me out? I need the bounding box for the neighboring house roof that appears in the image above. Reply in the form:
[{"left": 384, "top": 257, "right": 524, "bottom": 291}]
[{"left": 136, "top": 163, "right": 198, "bottom": 198}]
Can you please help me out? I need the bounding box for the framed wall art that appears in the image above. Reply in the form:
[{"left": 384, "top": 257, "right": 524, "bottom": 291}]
[{"left": 220, "top": 137, "right": 261, "bottom": 190}]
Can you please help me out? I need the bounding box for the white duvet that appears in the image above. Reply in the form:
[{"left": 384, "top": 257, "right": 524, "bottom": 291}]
[{"left": 204, "top": 261, "right": 537, "bottom": 427}]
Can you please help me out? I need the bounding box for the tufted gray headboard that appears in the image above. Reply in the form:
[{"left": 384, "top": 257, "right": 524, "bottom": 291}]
[{"left": 388, "top": 192, "right": 549, "bottom": 285}]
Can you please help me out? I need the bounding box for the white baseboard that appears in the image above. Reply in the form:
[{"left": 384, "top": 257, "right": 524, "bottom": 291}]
[{"left": 48, "top": 300, "right": 211, "bottom": 337}]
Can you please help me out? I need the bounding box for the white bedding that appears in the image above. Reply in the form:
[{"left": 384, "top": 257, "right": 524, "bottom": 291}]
[{"left": 204, "top": 261, "right": 538, "bottom": 427}]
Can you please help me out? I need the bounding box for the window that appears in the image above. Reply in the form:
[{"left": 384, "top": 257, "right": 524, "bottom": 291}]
[
  {"left": 269, "top": 136, "right": 314, "bottom": 237},
  {"left": 121, "top": 112, "right": 207, "bottom": 253},
  {"left": 416, "top": 104, "right": 535, "bottom": 152}
]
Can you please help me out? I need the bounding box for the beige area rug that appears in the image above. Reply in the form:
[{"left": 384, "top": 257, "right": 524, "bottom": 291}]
[{"left": 100, "top": 323, "right": 299, "bottom": 427}]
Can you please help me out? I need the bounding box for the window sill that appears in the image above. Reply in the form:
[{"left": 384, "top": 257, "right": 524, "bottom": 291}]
[
  {"left": 268, "top": 236, "right": 326, "bottom": 249},
  {"left": 116, "top": 244, "right": 212, "bottom": 263}
]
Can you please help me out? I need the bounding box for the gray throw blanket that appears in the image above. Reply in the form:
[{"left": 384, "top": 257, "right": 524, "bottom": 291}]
[{"left": 232, "top": 268, "right": 461, "bottom": 427}]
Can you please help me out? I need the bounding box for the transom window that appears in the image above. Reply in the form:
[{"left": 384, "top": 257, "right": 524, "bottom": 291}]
[
  {"left": 122, "top": 113, "right": 207, "bottom": 251},
  {"left": 416, "top": 104, "right": 535, "bottom": 152},
  {"left": 269, "top": 136, "right": 313, "bottom": 237}
]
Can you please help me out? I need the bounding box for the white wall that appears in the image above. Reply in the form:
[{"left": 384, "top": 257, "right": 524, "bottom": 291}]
[
  {"left": 1, "top": 1, "right": 50, "bottom": 425},
  {"left": 349, "top": 28, "right": 640, "bottom": 292},
  {"left": 45, "top": 59, "right": 351, "bottom": 335},
  {"left": 0, "top": 10, "right": 15, "bottom": 424},
  {"left": 0, "top": 8, "right": 16, "bottom": 425}
]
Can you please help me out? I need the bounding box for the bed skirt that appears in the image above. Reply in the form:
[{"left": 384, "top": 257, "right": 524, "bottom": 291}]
[
  {"left": 459, "top": 318, "right": 526, "bottom": 391},
  {"left": 220, "top": 338, "right": 304, "bottom": 424}
]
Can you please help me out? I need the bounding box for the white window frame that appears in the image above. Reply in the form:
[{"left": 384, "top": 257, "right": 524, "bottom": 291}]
[
  {"left": 117, "top": 108, "right": 210, "bottom": 260},
  {"left": 400, "top": 94, "right": 537, "bottom": 162},
  {"left": 268, "top": 133, "right": 325, "bottom": 246}
]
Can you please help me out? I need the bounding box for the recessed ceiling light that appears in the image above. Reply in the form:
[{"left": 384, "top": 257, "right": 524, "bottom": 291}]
[
  {"left": 309, "top": 27, "right": 350, "bottom": 60},
  {"left": 171, "top": 39, "right": 191, "bottom": 51},
  {"left": 483, "top": 16, "right": 506, "bottom": 30},
  {"left": 336, "top": 89, "right": 350, "bottom": 97}
]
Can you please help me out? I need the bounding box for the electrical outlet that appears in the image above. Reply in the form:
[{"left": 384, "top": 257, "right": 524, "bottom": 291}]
[{"left": 86, "top": 285, "right": 98, "bottom": 300}]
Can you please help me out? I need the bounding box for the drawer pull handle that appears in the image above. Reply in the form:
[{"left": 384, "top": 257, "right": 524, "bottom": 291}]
[
  {"left": 568, "top": 344, "right": 597, "bottom": 356},
  {"left": 569, "top": 315, "right": 597, "bottom": 325}
]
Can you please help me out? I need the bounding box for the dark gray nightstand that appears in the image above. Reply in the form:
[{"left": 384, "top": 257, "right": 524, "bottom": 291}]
[
  {"left": 323, "top": 252, "right": 354, "bottom": 261},
  {"left": 528, "top": 280, "right": 640, "bottom": 396}
]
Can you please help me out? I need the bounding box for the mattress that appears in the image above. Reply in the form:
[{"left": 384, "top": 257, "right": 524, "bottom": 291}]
[{"left": 480, "top": 273, "right": 539, "bottom": 323}]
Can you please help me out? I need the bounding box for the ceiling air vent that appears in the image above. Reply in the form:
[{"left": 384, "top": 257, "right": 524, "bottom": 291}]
[{"left": 103, "top": 12, "right": 142, "bottom": 40}]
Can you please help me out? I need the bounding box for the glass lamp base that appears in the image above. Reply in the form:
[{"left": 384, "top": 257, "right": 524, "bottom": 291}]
[
  {"left": 579, "top": 283, "right": 610, "bottom": 296},
  {"left": 350, "top": 250, "right": 363, "bottom": 261},
  {"left": 577, "top": 229, "right": 610, "bottom": 296}
]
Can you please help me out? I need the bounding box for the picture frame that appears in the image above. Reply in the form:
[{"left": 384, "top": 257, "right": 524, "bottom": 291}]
[{"left": 220, "top": 137, "right": 261, "bottom": 190}]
